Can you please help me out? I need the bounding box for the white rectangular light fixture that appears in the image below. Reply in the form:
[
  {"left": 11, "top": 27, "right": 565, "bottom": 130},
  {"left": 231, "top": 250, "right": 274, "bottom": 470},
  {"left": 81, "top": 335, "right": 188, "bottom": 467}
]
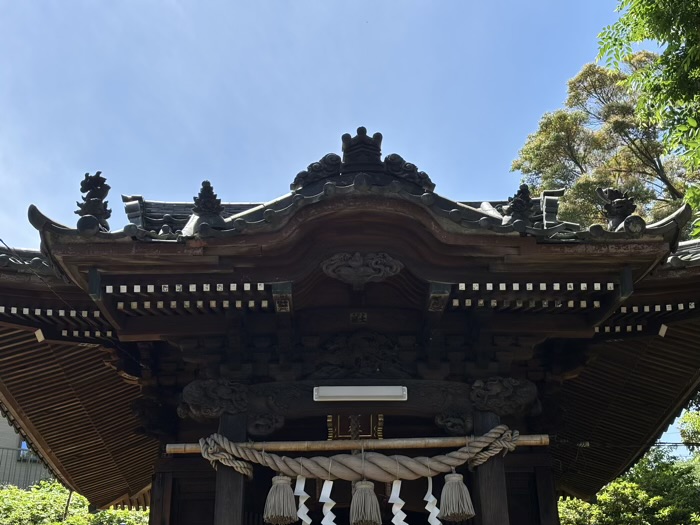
[{"left": 313, "top": 385, "right": 407, "bottom": 402}]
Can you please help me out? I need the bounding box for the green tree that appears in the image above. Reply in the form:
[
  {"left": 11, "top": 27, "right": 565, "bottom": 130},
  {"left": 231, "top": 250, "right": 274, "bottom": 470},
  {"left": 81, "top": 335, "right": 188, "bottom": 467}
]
[
  {"left": 558, "top": 497, "right": 598, "bottom": 525},
  {"left": 559, "top": 448, "right": 700, "bottom": 525},
  {"left": 625, "top": 449, "right": 700, "bottom": 524},
  {"left": 680, "top": 411, "right": 700, "bottom": 453},
  {"left": 599, "top": 0, "right": 700, "bottom": 167},
  {"left": 684, "top": 185, "right": 700, "bottom": 238},
  {"left": 0, "top": 481, "right": 148, "bottom": 525},
  {"left": 513, "top": 57, "right": 697, "bottom": 227}
]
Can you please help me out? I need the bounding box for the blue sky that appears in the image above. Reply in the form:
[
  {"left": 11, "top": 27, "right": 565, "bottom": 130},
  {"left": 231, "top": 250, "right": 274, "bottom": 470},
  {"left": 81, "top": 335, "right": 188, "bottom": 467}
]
[{"left": 0, "top": 1, "right": 621, "bottom": 248}]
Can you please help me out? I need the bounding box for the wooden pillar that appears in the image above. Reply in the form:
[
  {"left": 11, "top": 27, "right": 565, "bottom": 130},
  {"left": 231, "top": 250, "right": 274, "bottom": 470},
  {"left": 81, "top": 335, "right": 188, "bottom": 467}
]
[
  {"left": 474, "top": 411, "right": 510, "bottom": 525},
  {"left": 149, "top": 471, "right": 173, "bottom": 525},
  {"left": 214, "top": 413, "right": 247, "bottom": 525},
  {"left": 535, "top": 466, "right": 560, "bottom": 525}
]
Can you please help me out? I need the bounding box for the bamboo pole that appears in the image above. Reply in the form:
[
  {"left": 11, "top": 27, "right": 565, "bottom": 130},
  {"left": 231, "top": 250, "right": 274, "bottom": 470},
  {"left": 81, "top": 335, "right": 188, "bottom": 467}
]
[{"left": 167, "top": 434, "right": 549, "bottom": 455}]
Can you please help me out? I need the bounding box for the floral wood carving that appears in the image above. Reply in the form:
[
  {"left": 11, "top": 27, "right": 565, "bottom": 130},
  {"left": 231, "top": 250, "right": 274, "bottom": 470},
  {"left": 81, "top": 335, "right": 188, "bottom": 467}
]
[
  {"left": 321, "top": 252, "right": 404, "bottom": 291},
  {"left": 306, "top": 331, "right": 413, "bottom": 380},
  {"left": 470, "top": 377, "right": 538, "bottom": 417}
]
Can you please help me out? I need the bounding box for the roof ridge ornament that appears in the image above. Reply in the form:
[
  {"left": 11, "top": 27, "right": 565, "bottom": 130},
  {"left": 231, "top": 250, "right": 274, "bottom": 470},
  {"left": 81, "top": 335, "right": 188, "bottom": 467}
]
[
  {"left": 341, "top": 126, "right": 383, "bottom": 168},
  {"left": 181, "top": 180, "right": 227, "bottom": 236},
  {"left": 291, "top": 153, "right": 342, "bottom": 191},
  {"left": 501, "top": 184, "right": 534, "bottom": 227},
  {"left": 193, "top": 180, "right": 224, "bottom": 215},
  {"left": 596, "top": 187, "right": 637, "bottom": 231},
  {"left": 384, "top": 153, "right": 435, "bottom": 193},
  {"left": 291, "top": 127, "right": 435, "bottom": 193},
  {"left": 75, "top": 171, "right": 112, "bottom": 234}
]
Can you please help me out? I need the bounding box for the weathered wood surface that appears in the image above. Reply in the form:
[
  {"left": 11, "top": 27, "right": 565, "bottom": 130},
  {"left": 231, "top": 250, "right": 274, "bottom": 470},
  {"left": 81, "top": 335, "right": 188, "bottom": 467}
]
[
  {"left": 149, "top": 472, "right": 172, "bottom": 525},
  {"left": 214, "top": 414, "right": 247, "bottom": 525},
  {"left": 473, "top": 412, "right": 510, "bottom": 525}
]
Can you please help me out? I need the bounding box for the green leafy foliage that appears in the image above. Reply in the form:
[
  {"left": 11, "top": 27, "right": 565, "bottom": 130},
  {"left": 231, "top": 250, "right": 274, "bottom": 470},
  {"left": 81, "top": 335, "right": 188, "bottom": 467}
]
[
  {"left": 684, "top": 185, "right": 700, "bottom": 238},
  {"left": 598, "top": 0, "right": 700, "bottom": 168},
  {"left": 0, "top": 481, "right": 148, "bottom": 525},
  {"left": 559, "top": 449, "right": 700, "bottom": 525},
  {"left": 680, "top": 411, "right": 700, "bottom": 454},
  {"left": 512, "top": 57, "right": 697, "bottom": 227}
]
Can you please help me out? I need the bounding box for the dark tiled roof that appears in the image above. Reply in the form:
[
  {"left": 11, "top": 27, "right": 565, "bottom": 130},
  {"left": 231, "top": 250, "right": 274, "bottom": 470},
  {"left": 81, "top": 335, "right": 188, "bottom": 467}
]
[
  {"left": 667, "top": 240, "right": 700, "bottom": 268},
  {"left": 122, "top": 196, "right": 260, "bottom": 232}
]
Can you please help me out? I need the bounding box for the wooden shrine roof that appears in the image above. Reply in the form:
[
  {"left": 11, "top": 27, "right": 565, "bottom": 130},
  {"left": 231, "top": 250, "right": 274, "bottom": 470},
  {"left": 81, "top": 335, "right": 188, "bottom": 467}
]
[
  {"left": 556, "top": 316, "right": 700, "bottom": 497},
  {"left": 0, "top": 324, "right": 158, "bottom": 508},
  {"left": 1, "top": 128, "right": 700, "bottom": 505}
]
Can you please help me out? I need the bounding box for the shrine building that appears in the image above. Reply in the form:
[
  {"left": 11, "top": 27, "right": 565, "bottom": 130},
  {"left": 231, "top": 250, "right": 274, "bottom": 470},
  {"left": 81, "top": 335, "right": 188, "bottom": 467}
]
[{"left": 1, "top": 127, "right": 700, "bottom": 525}]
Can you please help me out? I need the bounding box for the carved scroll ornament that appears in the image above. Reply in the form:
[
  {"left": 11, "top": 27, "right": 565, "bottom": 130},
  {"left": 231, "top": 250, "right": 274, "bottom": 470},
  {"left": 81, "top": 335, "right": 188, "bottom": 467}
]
[{"left": 321, "top": 252, "right": 404, "bottom": 290}]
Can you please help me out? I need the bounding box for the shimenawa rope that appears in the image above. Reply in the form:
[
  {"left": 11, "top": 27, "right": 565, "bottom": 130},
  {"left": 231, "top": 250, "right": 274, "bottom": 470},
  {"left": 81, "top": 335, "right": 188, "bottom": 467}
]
[{"left": 199, "top": 424, "right": 518, "bottom": 482}]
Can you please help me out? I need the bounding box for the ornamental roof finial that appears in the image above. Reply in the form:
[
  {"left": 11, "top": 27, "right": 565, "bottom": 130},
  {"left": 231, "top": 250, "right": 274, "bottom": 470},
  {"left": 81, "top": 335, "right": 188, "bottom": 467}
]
[
  {"left": 193, "top": 180, "right": 224, "bottom": 216},
  {"left": 341, "top": 127, "right": 383, "bottom": 168},
  {"left": 181, "top": 180, "right": 226, "bottom": 236},
  {"left": 596, "top": 187, "right": 636, "bottom": 231},
  {"left": 75, "top": 171, "right": 111, "bottom": 232}
]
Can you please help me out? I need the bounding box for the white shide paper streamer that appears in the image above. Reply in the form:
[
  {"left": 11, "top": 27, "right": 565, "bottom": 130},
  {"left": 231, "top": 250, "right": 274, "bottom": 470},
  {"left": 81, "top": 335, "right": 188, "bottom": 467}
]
[
  {"left": 319, "top": 480, "right": 336, "bottom": 525},
  {"left": 389, "top": 479, "right": 407, "bottom": 525},
  {"left": 424, "top": 477, "right": 441, "bottom": 525},
  {"left": 294, "top": 476, "right": 311, "bottom": 525}
]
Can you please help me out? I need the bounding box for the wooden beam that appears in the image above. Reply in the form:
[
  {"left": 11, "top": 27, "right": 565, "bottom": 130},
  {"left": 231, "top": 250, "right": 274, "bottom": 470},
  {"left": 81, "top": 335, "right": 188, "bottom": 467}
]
[
  {"left": 149, "top": 472, "right": 172, "bottom": 525},
  {"left": 427, "top": 282, "right": 452, "bottom": 314},
  {"left": 33, "top": 328, "right": 103, "bottom": 347},
  {"left": 536, "top": 466, "right": 561, "bottom": 525},
  {"left": 166, "top": 434, "right": 549, "bottom": 454},
  {"left": 589, "top": 266, "right": 633, "bottom": 327},
  {"left": 473, "top": 412, "right": 510, "bottom": 525},
  {"left": 271, "top": 282, "right": 293, "bottom": 314},
  {"left": 118, "top": 315, "right": 238, "bottom": 341},
  {"left": 88, "top": 267, "right": 125, "bottom": 330},
  {"left": 484, "top": 313, "right": 595, "bottom": 338},
  {"left": 214, "top": 414, "right": 246, "bottom": 525}
]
